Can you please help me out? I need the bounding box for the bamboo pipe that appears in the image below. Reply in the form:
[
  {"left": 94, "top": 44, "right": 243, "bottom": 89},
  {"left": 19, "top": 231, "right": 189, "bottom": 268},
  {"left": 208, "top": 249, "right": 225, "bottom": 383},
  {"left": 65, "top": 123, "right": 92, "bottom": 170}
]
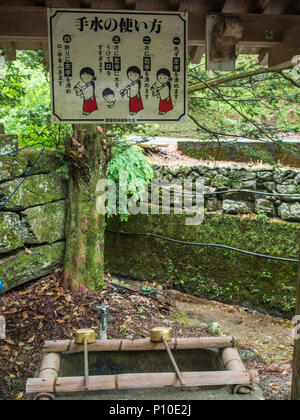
[
  {"left": 162, "top": 339, "right": 185, "bottom": 387},
  {"left": 38, "top": 353, "right": 61, "bottom": 378},
  {"left": 26, "top": 370, "right": 258, "bottom": 394},
  {"left": 43, "top": 336, "right": 235, "bottom": 353},
  {"left": 220, "top": 347, "right": 254, "bottom": 394},
  {"left": 33, "top": 353, "right": 61, "bottom": 400}
]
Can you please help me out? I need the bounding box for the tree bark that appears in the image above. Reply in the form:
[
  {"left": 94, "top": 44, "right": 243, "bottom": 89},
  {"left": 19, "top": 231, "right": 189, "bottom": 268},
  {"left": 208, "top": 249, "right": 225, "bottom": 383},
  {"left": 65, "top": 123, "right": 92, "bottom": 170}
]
[
  {"left": 64, "top": 125, "right": 108, "bottom": 291},
  {"left": 292, "top": 244, "right": 300, "bottom": 400}
]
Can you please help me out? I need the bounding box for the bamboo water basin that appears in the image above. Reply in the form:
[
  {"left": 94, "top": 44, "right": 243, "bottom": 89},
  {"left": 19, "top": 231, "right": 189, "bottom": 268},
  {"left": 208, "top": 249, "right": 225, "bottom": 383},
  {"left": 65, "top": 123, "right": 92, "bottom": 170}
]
[{"left": 26, "top": 337, "right": 259, "bottom": 400}]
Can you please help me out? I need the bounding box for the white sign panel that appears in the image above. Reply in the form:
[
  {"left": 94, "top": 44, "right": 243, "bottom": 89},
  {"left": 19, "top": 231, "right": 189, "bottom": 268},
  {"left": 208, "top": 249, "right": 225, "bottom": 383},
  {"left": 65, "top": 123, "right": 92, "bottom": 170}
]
[{"left": 48, "top": 9, "right": 187, "bottom": 124}]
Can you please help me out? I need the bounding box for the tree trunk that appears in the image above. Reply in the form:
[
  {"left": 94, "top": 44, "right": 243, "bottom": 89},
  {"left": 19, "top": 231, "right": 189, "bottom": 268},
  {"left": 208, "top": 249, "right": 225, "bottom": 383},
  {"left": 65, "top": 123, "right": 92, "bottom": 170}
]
[
  {"left": 292, "top": 244, "right": 300, "bottom": 400},
  {"left": 64, "top": 125, "right": 108, "bottom": 291}
]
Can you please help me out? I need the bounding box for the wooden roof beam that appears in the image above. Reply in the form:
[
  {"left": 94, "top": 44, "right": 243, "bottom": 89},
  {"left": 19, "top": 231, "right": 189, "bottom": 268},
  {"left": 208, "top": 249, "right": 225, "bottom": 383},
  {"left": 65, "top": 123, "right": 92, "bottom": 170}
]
[
  {"left": 258, "top": 49, "right": 269, "bottom": 65},
  {"left": 189, "top": 46, "right": 205, "bottom": 64},
  {"left": 0, "top": 10, "right": 299, "bottom": 51},
  {"left": 125, "top": 0, "right": 136, "bottom": 9},
  {"left": 263, "top": 0, "right": 294, "bottom": 14},
  {"left": 42, "top": 41, "right": 49, "bottom": 70},
  {"left": 80, "top": 0, "right": 92, "bottom": 7},
  {"left": 211, "top": 0, "right": 227, "bottom": 12},
  {"left": 286, "top": 0, "right": 300, "bottom": 14},
  {"left": 268, "top": 25, "right": 300, "bottom": 67},
  {"left": 1, "top": 41, "right": 16, "bottom": 61},
  {"left": 222, "top": 0, "right": 253, "bottom": 13},
  {"left": 253, "top": 0, "right": 272, "bottom": 13},
  {"left": 168, "top": 0, "right": 180, "bottom": 11},
  {"left": 33, "top": 0, "right": 46, "bottom": 5}
]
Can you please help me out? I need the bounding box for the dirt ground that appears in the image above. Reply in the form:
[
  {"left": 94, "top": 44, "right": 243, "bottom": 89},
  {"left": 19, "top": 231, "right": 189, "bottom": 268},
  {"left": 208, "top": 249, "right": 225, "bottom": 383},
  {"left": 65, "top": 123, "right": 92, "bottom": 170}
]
[
  {"left": 168, "top": 289, "right": 294, "bottom": 401},
  {"left": 148, "top": 144, "right": 298, "bottom": 170},
  {"left": 126, "top": 278, "right": 294, "bottom": 401}
]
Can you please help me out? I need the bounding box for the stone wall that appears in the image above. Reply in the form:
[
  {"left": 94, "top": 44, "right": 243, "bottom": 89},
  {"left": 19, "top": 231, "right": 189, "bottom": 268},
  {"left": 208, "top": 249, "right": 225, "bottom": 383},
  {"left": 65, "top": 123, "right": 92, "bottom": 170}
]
[
  {"left": 0, "top": 125, "right": 67, "bottom": 293},
  {"left": 1, "top": 124, "right": 300, "bottom": 310},
  {"left": 106, "top": 213, "right": 300, "bottom": 317},
  {"left": 154, "top": 164, "right": 300, "bottom": 222},
  {"left": 177, "top": 140, "right": 300, "bottom": 167}
]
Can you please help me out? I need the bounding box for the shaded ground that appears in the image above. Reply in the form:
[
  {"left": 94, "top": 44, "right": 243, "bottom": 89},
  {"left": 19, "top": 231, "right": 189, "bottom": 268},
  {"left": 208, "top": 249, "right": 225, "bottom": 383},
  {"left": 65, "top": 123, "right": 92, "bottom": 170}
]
[
  {"left": 170, "top": 290, "right": 293, "bottom": 401},
  {"left": 126, "top": 279, "right": 294, "bottom": 401},
  {"left": 147, "top": 143, "right": 299, "bottom": 170},
  {"left": 165, "top": 290, "right": 294, "bottom": 366}
]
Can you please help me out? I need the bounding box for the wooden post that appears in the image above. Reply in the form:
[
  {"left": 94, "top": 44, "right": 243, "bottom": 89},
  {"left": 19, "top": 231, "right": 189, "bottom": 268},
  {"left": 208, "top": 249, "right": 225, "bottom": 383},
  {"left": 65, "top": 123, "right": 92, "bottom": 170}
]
[
  {"left": 221, "top": 347, "right": 253, "bottom": 394},
  {"left": 292, "top": 245, "right": 300, "bottom": 400}
]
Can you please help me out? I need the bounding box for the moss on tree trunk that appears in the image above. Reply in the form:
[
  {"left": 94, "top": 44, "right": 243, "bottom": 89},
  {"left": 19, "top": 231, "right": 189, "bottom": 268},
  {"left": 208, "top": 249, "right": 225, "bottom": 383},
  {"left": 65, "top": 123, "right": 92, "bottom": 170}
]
[{"left": 64, "top": 125, "right": 108, "bottom": 291}]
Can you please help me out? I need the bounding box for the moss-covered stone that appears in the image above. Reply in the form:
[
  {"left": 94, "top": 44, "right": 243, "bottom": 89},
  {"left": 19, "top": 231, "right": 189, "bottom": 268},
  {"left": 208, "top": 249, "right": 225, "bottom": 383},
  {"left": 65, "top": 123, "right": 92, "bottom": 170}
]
[
  {"left": 0, "top": 242, "right": 65, "bottom": 293},
  {"left": 0, "top": 149, "right": 64, "bottom": 183},
  {"left": 222, "top": 200, "right": 254, "bottom": 214},
  {"left": 278, "top": 203, "right": 300, "bottom": 221},
  {"left": 255, "top": 199, "right": 276, "bottom": 217},
  {"left": 0, "top": 212, "right": 24, "bottom": 254},
  {"left": 21, "top": 200, "right": 67, "bottom": 244},
  {"left": 22, "top": 149, "right": 65, "bottom": 176},
  {"left": 0, "top": 134, "right": 18, "bottom": 155},
  {"left": 257, "top": 171, "right": 274, "bottom": 182},
  {"left": 105, "top": 213, "right": 300, "bottom": 316},
  {"left": 211, "top": 175, "right": 230, "bottom": 188},
  {"left": 0, "top": 173, "right": 67, "bottom": 210},
  {"left": 0, "top": 124, "right": 5, "bottom": 134},
  {"left": 206, "top": 199, "right": 222, "bottom": 212},
  {"left": 277, "top": 184, "right": 299, "bottom": 195},
  {"left": 0, "top": 156, "right": 28, "bottom": 183}
]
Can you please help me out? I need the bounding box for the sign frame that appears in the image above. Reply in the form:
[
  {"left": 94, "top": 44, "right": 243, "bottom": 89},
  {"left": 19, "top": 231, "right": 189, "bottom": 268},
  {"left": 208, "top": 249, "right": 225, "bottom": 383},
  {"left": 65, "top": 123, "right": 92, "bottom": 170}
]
[{"left": 48, "top": 8, "right": 188, "bottom": 124}]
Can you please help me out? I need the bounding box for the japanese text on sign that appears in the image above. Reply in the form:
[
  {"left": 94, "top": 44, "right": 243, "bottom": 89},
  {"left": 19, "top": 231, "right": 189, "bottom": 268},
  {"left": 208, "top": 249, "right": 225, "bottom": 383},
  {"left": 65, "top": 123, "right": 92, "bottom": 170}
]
[{"left": 48, "top": 9, "right": 187, "bottom": 124}]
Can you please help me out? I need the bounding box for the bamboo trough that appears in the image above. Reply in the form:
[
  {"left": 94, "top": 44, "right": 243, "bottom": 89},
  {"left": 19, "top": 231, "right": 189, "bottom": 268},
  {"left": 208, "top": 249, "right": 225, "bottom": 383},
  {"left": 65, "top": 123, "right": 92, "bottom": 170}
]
[
  {"left": 43, "top": 336, "right": 235, "bottom": 353},
  {"left": 26, "top": 336, "right": 258, "bottom": 400}
]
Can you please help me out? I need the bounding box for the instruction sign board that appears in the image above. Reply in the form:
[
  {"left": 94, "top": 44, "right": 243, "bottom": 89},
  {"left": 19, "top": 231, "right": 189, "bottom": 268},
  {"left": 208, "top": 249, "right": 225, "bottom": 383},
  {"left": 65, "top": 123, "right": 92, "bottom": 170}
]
[{"left": 48, "top": 9, "right": 187, "bottom": 124}]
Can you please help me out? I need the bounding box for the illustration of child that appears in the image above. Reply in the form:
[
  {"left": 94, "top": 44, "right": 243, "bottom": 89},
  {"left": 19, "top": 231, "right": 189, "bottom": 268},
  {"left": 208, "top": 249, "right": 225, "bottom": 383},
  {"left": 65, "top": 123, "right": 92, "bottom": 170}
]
[
  {"left": 151, "top": 68, "right": 173, "bottom": 115},
  {"left": 120, "top": 66, "right": 144, "bottom": 115},
  {"left": 74, "top": 67, "right": 98, "bottom": 115},
  {"left": 103, "top": 88, "right": 116, "bottom": 108}
]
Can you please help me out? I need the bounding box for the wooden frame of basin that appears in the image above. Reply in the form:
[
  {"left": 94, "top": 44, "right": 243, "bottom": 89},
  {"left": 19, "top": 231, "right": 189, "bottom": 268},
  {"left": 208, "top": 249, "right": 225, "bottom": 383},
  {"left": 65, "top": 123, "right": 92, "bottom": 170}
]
[{"left": 26, "top": 336, "right": 258, "bottom": 400}]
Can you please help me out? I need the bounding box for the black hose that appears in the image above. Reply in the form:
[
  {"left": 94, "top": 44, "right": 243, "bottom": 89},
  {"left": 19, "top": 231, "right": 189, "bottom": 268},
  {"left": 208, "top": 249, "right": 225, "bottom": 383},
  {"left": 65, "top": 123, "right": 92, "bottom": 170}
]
[{"left": 106, "top": 229, "right": 298, "bottom": 263}]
